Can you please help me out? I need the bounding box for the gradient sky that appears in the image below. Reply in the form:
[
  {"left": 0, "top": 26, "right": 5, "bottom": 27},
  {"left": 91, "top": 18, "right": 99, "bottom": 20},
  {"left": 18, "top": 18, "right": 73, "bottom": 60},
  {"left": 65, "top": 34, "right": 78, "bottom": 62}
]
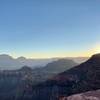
[{"left": 0, "top": 0, "right": 100, "bottom": 58}]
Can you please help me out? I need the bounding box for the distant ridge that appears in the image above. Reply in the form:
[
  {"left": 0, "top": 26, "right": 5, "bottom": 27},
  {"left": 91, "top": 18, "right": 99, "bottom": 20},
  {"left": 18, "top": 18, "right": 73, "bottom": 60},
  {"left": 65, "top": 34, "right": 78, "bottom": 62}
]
[
  {"left": 0, "top": 54, "right": 58, "bottom": 70},
  {"left": 0, "top": 54, "right": 88, "bottom": 70}
]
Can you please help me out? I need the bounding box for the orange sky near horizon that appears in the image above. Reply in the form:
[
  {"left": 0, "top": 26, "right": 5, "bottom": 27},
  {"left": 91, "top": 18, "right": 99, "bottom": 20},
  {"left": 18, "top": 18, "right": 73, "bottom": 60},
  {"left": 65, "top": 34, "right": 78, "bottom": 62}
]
[{"left": 8, "top": 47, "right": 99, "bottom": 59}]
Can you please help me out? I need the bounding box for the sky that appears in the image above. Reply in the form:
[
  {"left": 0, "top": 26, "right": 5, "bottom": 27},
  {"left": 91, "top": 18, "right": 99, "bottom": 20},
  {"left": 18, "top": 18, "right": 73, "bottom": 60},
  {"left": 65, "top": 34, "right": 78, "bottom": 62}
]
[{"left": 0, "top": 0, "right": 100, "bottom": 58}]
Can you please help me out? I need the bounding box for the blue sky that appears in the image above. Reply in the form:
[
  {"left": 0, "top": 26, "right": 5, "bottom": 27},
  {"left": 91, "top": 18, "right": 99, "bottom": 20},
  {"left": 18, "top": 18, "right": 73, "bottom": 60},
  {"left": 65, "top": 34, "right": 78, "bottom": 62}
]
[{"left": 0, "top": 0, "right": 100, "bottom": 58}]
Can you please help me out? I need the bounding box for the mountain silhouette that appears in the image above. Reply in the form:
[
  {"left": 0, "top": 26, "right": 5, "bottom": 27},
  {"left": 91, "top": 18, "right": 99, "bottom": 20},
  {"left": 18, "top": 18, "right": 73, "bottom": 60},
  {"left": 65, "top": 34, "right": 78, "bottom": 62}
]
[
  {"left": 32, "top": 53, "right": 100, "bottom": 100},
  {"left": 0, "top": 54, "right": 97, "bottom": 100},
  {"left": 0, "top": 54, "right": 87, "bottom": 70}
]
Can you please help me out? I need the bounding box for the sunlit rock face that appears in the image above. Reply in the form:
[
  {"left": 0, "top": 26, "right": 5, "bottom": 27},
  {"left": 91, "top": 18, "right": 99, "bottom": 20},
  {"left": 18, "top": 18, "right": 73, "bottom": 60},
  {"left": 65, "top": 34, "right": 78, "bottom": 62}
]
[
  {"left": 67, "top": 95, "right": 99, "bottom": 100},
  {"left": 60, "top": 90, "right": 100, "bottom": 100}
]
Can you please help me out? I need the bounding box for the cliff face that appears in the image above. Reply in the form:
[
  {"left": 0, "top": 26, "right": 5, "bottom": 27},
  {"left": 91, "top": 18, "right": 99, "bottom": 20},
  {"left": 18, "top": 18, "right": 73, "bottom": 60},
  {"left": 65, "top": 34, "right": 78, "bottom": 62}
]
[
  {"left": 0, "top": 59, "right": 77, "bottom": 100},
  {"left": 0, "top": 54, "right": 99, "bottom": 100},
  {"left": 32, "top": 54, "right": 100, "bottom": 100}
]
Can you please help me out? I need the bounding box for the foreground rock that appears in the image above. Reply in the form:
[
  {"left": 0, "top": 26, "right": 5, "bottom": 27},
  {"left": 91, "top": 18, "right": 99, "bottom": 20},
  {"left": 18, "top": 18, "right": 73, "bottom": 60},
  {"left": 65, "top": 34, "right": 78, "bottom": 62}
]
[{"left": 60, "top": 89, "right": 100, "bottom": 100}]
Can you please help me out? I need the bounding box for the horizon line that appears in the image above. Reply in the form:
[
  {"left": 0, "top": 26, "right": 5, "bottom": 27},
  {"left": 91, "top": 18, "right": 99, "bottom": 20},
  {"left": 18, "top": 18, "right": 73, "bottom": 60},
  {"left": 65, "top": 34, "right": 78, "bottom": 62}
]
[{"left": 0, "top": 53, "right": 90, "bottom": 59}]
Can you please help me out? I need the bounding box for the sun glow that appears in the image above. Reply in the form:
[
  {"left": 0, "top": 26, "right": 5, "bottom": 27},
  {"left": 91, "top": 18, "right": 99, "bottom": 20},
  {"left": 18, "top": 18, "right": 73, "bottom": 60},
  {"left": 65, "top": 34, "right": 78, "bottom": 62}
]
[
  {"left": 6, "top": 44, "right": 100, "bottom": 59},
  {"left": 90, "top": 44, "right": 100, "bottom": 55},
  {"left": 94, "top": 46, "right": 100, "bottom": 54}
]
